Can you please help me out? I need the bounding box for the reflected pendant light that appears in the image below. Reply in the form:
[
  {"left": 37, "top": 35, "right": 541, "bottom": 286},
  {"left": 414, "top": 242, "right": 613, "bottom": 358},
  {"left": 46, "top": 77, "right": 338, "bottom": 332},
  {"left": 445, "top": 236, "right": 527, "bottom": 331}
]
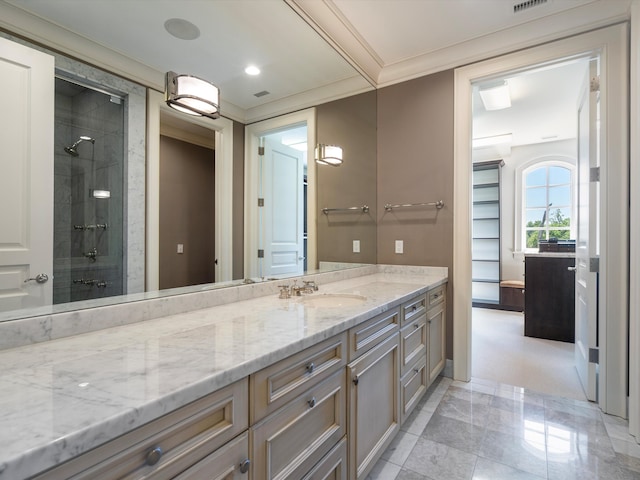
[
  {"left": 315, "top": 144, "right": 343, "bottom": 166},
  {"left": 165, "top": 71, "right": 220, "bottom": 119}
]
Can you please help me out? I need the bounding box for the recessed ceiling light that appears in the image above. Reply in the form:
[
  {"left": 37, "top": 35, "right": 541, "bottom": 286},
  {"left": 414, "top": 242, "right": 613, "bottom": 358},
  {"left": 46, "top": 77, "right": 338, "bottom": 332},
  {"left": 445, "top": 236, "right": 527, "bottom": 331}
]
[
  {"left": 245, "top": 65, "right": 261, "bottom": 76},
  {"left": 164, "top": 18, "right": 200, "bottom": 40}
]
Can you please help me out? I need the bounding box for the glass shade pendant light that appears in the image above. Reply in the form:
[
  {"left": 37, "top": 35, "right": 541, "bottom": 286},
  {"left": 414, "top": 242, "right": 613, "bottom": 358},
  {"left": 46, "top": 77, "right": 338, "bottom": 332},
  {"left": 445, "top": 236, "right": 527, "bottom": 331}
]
[
  {"left": 165, "top": 71, "right": 220, "bottom": 119},
  {"left": 315, "top": 144, "right": 343, "bottom": 166}
]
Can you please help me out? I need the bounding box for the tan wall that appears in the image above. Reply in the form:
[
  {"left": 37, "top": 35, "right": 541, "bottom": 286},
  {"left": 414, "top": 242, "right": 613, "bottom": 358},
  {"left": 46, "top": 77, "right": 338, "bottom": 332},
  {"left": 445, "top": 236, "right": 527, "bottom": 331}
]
[
  {"left": 159, "top": 135, "right": 215, "bottom": 289},
  {"left": 377, "top": 70, "right": 455, "bottom": 358},
  {"left": 316, "top": 90, "right": 377, "bottom": 265}
]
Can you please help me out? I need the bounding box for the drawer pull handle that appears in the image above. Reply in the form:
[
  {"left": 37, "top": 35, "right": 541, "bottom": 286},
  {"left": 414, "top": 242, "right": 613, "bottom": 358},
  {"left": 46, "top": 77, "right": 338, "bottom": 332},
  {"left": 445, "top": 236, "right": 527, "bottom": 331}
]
[
  {"left": 306, "top": 362, "right": 315, "bottom": 374},
  {"left": 353, "top": 376, "right": 359, "bottom": 386},
  {"left": 239, "top": 458, "right": 251, "bottom": 474},
  {"left": 414, "top": 323, "right": 419, "bottom": 329},
  {"left": 412, "top": 305, "right": 418, "bottom": 311},
  {"left": 414, "top": 368, "right": 420, "bottom": 373},
  {"left": 308, "top": 397, "right": 316, "bottom": 408},
  {"left": 145, "top": 446, "right": 163, "bottom": 466}
]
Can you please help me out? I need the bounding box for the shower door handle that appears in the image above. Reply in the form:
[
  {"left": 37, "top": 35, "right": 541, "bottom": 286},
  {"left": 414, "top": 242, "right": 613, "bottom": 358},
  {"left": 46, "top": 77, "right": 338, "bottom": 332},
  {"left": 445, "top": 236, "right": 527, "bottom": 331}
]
[{"left": 24, "top": 273, "right": 49, "bottom": 284}]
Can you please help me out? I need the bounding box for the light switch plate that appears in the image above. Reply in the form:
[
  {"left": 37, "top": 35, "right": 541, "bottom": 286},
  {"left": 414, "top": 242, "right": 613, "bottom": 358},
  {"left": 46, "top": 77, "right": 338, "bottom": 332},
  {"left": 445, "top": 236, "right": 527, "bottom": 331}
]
[
  {"left": 395, "top": 240, "right": 403, "bottom": 254},
  {"left": 353, "top": 240, "right": 360, "bottom": 253},
  {"left": 177, "top": 244, "right": 184, "bottom": 254}
]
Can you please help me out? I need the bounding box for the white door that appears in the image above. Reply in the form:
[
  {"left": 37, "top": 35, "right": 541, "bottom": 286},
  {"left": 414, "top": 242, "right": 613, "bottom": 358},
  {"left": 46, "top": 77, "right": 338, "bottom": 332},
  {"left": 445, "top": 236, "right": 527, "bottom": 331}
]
[
  {"left": 260, "top": 139, "right": 304, "bottom": 277},
  {"left": 0, "top": 37, "right": 54, "bottom": 313},
  {"left": 575, "top": 59, "right": 598, "bottom": 401}
]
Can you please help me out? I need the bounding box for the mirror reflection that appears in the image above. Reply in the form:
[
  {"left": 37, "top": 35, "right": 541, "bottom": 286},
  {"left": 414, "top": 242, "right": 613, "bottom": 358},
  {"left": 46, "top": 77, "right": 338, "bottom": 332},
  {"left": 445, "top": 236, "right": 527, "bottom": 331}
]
[{"left": 0, "top": 1, "right": 377, "bottom": 323}]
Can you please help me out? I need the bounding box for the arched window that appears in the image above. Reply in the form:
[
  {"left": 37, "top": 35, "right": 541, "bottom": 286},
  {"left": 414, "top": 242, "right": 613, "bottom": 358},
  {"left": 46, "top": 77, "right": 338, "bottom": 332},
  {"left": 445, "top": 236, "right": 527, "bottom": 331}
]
[{"left": 521, "top": 162, "right": 574, "bottom": 251}]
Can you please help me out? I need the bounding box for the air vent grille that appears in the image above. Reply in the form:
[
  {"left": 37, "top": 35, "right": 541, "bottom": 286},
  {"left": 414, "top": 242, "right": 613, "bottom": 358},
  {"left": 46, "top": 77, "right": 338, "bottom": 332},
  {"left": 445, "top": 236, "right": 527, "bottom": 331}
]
[
  {"left": 254, "top": 90, "right": 270, "bottom": 98},
  {"left": 513, "top": 0, "right": 548, "bottom": 13}
]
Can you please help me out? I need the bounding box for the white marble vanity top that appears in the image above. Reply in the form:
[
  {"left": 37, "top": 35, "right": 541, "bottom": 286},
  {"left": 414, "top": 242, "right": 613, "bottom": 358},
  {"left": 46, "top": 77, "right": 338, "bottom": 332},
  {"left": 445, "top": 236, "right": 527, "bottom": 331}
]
[{"left": 0, "top": 267, "right": 447, "bottom": 479}]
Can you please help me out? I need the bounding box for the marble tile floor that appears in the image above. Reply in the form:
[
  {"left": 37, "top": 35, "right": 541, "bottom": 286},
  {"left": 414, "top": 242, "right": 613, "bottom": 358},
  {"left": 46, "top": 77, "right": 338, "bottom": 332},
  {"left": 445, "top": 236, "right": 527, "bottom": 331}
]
[{"left": 367, "top": 377, "right": 640, "bottom": 479}]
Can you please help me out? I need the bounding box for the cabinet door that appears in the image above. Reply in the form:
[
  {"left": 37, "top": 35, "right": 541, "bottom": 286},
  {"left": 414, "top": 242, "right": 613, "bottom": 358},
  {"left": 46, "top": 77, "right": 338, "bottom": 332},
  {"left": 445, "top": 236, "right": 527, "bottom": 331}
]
[
  {"left": 302, "top": 437, "right": 347, "bottom": 480},
  {"left": 251, "top": 369, "right": 346, "bottom": 480},
  {"left": 173, "top": 432, "right": 249, "bottom": 480},
  {"left": 427, "top": 302, "right": 446, "bottom": 385},
  {"left": 348, "top": 334, "right": 400, "bottom": 479}
]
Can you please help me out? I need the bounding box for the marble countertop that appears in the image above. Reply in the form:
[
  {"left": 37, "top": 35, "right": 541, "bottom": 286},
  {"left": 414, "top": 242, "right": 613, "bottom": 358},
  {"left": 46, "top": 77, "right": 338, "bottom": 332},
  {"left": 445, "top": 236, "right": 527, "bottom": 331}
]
[{"left": 0, "top": 270, "right": 446, "bottom": 479}]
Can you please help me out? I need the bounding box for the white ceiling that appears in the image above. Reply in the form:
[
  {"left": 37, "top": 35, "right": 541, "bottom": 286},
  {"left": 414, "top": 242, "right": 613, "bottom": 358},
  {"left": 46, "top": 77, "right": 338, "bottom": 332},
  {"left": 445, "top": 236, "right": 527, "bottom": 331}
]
[{"left": 0, "top": 0, "right": 630, "bottom": 138}]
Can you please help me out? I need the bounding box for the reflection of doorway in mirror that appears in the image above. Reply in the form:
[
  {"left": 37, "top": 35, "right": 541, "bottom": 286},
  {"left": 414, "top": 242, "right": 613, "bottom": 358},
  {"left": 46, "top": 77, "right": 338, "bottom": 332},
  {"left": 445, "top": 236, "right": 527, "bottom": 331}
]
[
  {"left": 158, "top": 135, "right": 215, "bottom": 290},
  {"left": 259, "top": 128, "right": 307, "bottom": 278}
]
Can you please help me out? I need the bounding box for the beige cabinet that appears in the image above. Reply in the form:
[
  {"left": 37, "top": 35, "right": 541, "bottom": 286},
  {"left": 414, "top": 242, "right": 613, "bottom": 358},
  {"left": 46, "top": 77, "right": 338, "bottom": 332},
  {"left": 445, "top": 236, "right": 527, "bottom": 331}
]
[
  {"left": 34, "top": 379, "right": 249, "bottom": 480},
  {"left": 427, "top": 284, "right": 447, "bottom": 384},
  {"left": 248, "top": 332, "right": 347, "bottom": 479},
  {"left": 347, "top": 310, "right": 400, "bottom": 480},
  {"left": 301, "top": 437, "right": 347, "bottom": 480}
]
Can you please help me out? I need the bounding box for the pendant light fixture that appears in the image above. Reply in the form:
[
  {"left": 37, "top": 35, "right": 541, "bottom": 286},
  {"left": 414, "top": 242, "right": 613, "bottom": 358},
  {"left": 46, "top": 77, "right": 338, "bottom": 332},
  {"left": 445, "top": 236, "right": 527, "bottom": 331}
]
[
  {"left": 165, "top": 71, "right": 220, "bottom": 119},
  {"left": 315, "top": 144, "right": 343, "bottom": 166}
]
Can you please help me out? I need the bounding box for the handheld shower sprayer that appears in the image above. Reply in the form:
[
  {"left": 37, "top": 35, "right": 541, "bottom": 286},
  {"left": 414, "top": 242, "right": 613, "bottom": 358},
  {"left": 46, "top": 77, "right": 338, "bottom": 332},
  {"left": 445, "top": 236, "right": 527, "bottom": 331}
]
[{"left": 64, "top": 136, "right": 95, "bottom": 157}]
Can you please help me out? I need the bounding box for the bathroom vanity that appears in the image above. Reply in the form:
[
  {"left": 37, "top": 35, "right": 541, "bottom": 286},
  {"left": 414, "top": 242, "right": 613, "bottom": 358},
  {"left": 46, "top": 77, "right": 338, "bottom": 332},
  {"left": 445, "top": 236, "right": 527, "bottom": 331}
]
[{"left": 0, "top": 265, "right": 447, "bottom": 480}]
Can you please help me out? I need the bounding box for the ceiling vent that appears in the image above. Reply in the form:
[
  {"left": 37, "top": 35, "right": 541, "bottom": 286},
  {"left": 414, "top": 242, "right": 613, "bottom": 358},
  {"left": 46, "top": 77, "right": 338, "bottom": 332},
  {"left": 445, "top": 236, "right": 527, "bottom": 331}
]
[
  {"left": 254, "top": 90, "right": 270, "bottom": 98},
  {"left": 513, "top": 0, "right": 548, "bottom": 13}
]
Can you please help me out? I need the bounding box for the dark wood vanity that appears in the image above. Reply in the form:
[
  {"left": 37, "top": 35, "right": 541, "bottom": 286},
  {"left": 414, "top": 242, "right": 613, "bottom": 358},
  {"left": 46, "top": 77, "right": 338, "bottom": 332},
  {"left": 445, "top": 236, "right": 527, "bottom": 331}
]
[{"left": 524, "top": 254, "right": 575, "bottom": 342}]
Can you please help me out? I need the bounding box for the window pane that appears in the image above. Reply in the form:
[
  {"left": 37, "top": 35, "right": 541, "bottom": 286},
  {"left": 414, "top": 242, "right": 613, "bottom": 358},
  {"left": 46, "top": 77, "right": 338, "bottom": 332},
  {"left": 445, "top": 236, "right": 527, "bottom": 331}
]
[
  {"left": 474, "top": 185, "right": 499, "bottom": 202},
  {"left": 526, "top": 187, "right": 547, "bottom": 208},
  {"left": 526, "top": 208, "right": 547, "bottom": 227},
  {"left": 548, "top": 207, "right": 571, "bottom": 227},
  {"left": 549, "top": 166, "right": 571, "bottom": 185},
  {"left": 549, "top": 185, "right": 571, "bottom": 206},
  {"left": 526, "top": 229, "right": 545, "bottom": 249},
  {"left": 526, "top": 168, "right": 546, "bottom": 187},
  {"left": 549, "top": 228, "right": 571, "bottom": 240}
]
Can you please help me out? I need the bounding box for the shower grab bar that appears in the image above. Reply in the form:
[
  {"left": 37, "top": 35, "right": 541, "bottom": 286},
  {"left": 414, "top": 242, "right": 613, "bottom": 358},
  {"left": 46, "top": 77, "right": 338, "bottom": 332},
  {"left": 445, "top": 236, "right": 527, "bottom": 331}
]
[
  {"left": 384, "top": 200, "right": 444, "bottom": 211},
  {"left": 322, "top": 205, "right": 369, "bottom": 215}
]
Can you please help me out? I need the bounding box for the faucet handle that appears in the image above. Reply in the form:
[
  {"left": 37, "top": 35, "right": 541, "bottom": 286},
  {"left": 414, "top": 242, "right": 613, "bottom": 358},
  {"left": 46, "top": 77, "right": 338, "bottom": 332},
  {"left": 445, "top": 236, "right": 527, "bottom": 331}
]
[
  {"left": 303, "top": 280, "right": 319, "bottom": 291},
  {"left": 278, "top": 284, "right": 291, "bottom": 299}
]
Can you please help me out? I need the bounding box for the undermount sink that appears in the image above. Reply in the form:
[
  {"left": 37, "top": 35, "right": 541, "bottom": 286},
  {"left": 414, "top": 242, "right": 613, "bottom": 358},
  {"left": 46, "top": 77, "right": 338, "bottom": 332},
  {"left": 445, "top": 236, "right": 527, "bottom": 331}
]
[{"left": 298, "top": 293, "right": 367, "bottom": 308}]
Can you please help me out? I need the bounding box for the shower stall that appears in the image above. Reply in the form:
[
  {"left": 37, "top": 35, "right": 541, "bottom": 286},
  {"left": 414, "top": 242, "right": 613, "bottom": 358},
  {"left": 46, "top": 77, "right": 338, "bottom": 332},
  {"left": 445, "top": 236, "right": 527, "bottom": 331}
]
[{"left": 54, "top": 77, "right": 125, "bottom": 303}]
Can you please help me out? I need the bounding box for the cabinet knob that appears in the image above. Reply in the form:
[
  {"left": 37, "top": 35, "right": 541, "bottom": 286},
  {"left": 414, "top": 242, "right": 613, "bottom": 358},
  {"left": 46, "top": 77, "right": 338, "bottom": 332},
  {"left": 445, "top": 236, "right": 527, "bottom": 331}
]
[
  {"left": 306, "top": 362, "right": 315, "bottom": 374},
  {"left": 145, "top": 446, "right": 163, "bottom": 466},
  {"left": 412, "top": 305, "right": 418, "bottom": 311},
  {"left": 353, "top": 376, "right": 359, "bottom": 386},
  {"left": 239, "top": 458, "right": 251, "bottom": 474},
  {"left": 414, "top": 323, "right": 420, "bottom": 329},
  {"left": 567, "top": 266, "right": 577, "bottom": 272},
  {"left": 308, "top": 397, "right": 316, "bottom": 408}
]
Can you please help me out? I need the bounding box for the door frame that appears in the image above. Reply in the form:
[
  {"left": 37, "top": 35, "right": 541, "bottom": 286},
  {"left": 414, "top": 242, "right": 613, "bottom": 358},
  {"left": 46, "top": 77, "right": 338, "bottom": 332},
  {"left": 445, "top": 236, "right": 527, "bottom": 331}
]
[
  {"left": 147, "top": 89, "right": 234, "bottom": 288},
  {"left": 244, "top": 108, "right": 317, "bottom": 279},
  {"left": 453, "top": 24, "right": 629, "bottom": 416}
]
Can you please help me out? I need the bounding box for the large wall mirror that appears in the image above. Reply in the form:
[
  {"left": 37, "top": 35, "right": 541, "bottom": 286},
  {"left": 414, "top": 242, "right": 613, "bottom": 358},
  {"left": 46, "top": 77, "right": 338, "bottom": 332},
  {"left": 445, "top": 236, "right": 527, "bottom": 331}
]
[{"left": 0, "top": 0, "right": 377, "bottom": 323}]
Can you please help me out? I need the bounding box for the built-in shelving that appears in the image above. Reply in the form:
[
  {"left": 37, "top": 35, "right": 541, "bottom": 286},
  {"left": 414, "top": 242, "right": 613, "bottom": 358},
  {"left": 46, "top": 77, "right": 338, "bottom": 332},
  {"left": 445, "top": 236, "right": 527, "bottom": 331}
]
[{"left": 472, "top": 160, "right": 504, "bottom": 308}]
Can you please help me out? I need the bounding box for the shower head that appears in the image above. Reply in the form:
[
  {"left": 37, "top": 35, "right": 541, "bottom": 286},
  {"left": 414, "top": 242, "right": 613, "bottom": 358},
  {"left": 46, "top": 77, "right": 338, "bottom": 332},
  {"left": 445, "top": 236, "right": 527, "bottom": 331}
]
[{"left": 64, "top": 136, "right": 95, "bottom": 156}]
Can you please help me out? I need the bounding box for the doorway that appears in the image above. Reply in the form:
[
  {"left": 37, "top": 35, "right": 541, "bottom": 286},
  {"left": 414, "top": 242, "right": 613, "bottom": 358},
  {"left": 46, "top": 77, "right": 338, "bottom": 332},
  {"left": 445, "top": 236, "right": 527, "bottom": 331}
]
[
  {"left": 453, "top": 24, "right": 629, "bottom": 417},
  {"left": 158, "top": 112, "right": 216, "bottom": 290},
  {"left": 244, "top": 108, "right": 317, "bottom": 279},
  {"left": 469, "top": 59, "right": 587, "bottom": 398}
]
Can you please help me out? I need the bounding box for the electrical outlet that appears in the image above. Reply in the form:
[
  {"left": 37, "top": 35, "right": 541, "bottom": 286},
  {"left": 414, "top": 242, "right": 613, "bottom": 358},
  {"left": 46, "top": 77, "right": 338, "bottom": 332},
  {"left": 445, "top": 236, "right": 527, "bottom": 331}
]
[
  {"left": 353, "top": 240, "right": 360, "bottom": 253},
  {"left": 395, "top": 240, "right": 404, "bottom": 254},
  {"left": 177, "top": 244, "right": 184, "bottom": 254}
]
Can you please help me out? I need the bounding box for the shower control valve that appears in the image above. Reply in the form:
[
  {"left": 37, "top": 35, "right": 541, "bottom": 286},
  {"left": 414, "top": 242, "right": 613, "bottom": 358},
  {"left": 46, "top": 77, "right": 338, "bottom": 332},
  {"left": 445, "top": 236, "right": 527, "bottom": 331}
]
[{"left": 84, "top": 247, "right": 98, "bottom": 262}]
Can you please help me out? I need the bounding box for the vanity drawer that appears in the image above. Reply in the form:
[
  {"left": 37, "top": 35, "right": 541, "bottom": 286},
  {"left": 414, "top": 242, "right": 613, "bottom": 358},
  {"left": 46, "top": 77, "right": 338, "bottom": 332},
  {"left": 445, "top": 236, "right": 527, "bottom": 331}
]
[
  {"left": 34, "top": 379, "right": 248, "bottom": 480},
  {"left": 302, "top": 437, "right": 347, "bottom": 480},
  {"left": 250, "top": 369, "right": 346, "bottom": 480},
  {"left": 250, "top": 332, "right": 347, "bottom": 423},
  {"left": 172, "top": 431, "right": 249, "bottom": 479},
  {"left": 400, "top": 357, "right": 428, "bottom": 424},
  {"left": 427, "top": 284, "right": 446, "bottom": 310},
  {"left": 348, "top": 308, "right": 400, "bottom": 360},
  {"left": 400, "top": 313, "right": 427, "bottom": 376},
  {"left": 402, "top": 294, "right": 427, "bottom": 325}
]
